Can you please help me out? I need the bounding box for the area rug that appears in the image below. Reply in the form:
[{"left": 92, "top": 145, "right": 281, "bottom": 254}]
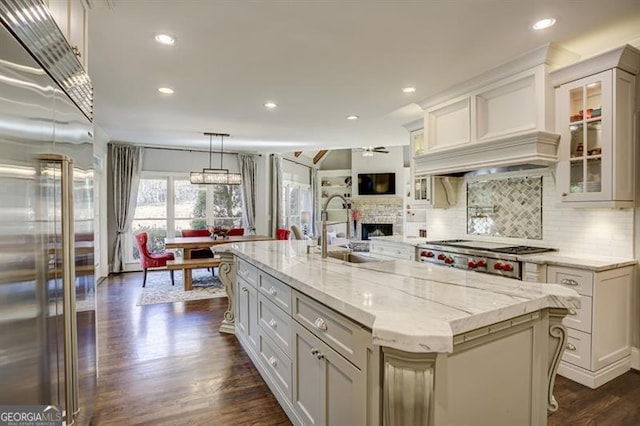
[{"left": 136, "top": 268, "right": 227, "bottom": 306}]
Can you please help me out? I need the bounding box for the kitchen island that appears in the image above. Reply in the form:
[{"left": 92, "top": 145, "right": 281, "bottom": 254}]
[{"left": 222, "top": 240, "right": 580, "bottom": 426}]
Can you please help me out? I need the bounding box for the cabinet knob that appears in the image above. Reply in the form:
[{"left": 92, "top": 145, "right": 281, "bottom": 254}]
[
  {"left": 71, "top": 45, "right": 81, "bottom": 58},
  {"left": 566, "top": 343, "right": 577, "bottom": 351},
  {"left": 242, "top": 287, "right": 248, "bottom": 293},
  {"left": 560, "top": 278, "right": 579, "bottom": 286},
  {"left": 316, "top": 353, "right": 324, "bottom": 360},
  {"left": 561, "top": 193, "right": 568, "bottom": 197},
  {"left": 568, "top": 309, "right": 577, "bottom": 316},
  {"left": 269, "top": 319, "right": 277, "bottom": 328},
  {"left": 269, "top": 356, "right": 277, "bottom": 367},
  {"left": 269, "top": 287, "right": 277, "bottom": 296},
  {"left": 314, "top": 317, "right": 328, "bottom": 331},
  {"left": 311, "top": 348, "right": 319, "bottom": 355}
]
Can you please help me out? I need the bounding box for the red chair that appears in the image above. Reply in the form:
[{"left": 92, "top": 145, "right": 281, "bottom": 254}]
[
  {"left": 227, "top": 228, "right": 245, "bottom": 236},
  {"left": 276, "top": 228, "right": 291, "bottom": 240},
  {"left": 181, "top": 229, "right": 214, "bottom": 259},
  {"left": 135, "top": 232, "right": 175, "bottom": 288}
]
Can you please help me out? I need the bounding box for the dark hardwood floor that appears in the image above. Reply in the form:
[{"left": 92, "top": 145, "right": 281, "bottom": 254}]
[
  {"left": 93, "top": 272, "right": 290, "bottom": 425},
  {"left": 94, "top": 272, "right": 640, "bottom": 425}
]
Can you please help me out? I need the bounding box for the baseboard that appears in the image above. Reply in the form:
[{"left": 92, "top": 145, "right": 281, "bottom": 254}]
[
  {"left": 632, "top": 347, "right": 640, "bottom": 371},
  {"left": 557, "top": 356, "right": 630, "bottom": 389}
]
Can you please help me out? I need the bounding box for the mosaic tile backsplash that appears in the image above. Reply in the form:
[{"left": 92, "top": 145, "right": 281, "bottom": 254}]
[{"left": 467, "top": 176, "right": 542, "bottom": 239}]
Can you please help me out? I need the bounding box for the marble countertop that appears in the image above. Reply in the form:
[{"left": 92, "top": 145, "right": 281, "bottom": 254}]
[
  {"left": 520, "top": 253, "right": 637, "bottom": 271},
  {"left": 368, "top": 235, "right": 429, "bottom": 246},
  {"left": 228, "top": 240, "right": 579, "bottom": 354}
]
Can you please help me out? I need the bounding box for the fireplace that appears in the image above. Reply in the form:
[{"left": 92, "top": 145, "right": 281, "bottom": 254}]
[{"left": 361, "top": 223, "right": 393, "bottom": 240}]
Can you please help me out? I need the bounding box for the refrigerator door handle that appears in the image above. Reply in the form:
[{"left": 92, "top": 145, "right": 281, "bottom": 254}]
[{"left": 60, "top": 156, "right": 78, "bottom": 425}]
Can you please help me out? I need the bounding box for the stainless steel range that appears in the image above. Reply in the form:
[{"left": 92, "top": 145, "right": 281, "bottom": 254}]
[{"left": 417, "top": 240, "right": 556, "bottom": 280}]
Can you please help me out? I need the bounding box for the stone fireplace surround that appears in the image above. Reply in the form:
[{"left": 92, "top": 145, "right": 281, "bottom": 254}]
[{"left": 351, "top": 196, "right": 403, "bottom": 240}]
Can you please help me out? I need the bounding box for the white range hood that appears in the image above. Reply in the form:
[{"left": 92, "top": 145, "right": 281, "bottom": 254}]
[{"left": 413, "top": 130, "right": 560, "bottom": 175}]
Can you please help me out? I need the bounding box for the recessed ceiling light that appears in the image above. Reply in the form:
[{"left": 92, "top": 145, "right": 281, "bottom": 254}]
[
  {"left": 155, "top": 34, "right": 175, "bottom": 45},
  {"left": 264, "top": 102, "right": 277, "bottom": 109},
  {"left": 158, "top": 87, "right": 174, "bottom": 94},
  {"left": 346, "top": 115, "right": 359, "bottom": 120},
  {"left": 402, "top": 87, "right": 416, "bottom": 93},
  {"left": 532, "top": 18, "right": 556, "bottom": 30}
]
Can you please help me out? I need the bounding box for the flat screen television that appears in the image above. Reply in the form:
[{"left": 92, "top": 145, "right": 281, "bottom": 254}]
[{"left": 357, "top": 172, "right": 396, "bottom": 195}]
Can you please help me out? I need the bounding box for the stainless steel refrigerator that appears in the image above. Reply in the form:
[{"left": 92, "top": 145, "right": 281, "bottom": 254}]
[{"left": 0, "top": 2, "right": 96, "bottom": 424}]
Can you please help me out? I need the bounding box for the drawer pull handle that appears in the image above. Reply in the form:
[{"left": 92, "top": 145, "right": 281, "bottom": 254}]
[
  {"left": 269, "top": 356, "right": 277, "bottom": 367},
  {"left": 269, "top": 319, "right": 277, "bottom": 328},
  {"left": 560, "top": 278, "right": 579, "bottom": 286},
  {"left": 568, "top": 309, "right": 577, "bottom": 316},
  {"left": 316, "top": 353, "right": 324, "bottom": 360},
  {"left": 242, "top": 287, "right": 248, "bottom": 293},
  {"left": 566, "top": 343, "right": 577, "bottom": 351},
  {"left": 314, "top": 317, "right": 328, "bottom": 331},
  {"left": 311, "top": 348, "right": 319, "bottom": 355},
  {"left": 269, "top": 287, "right": 277, "bottom": 296}
]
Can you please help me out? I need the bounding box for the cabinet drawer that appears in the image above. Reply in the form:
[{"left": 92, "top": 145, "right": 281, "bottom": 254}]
[
  {"left": 236, "top": 257, "right": 258, "bottom": 287},
  {"left": 293, "top": 290, "right": 369, "bottom": 368},
  {"left": 370, "top": 243, "right": 414, "bottom": 260},
  {"left": 547, "top": 266, "right": 593, "bottom": 296},
  {"left": 562, "top": 295, "right": 592, "bottom": 334},
  {"left": 258, "top": 330, "right": 293, "bottom": 401},
  {"left": 561, "top": 328, "right": 591, "bottom": 370},
  {"left": 259, "top": 272, "right": 292, "bottom": 315},
  {"left": 258, "top": 294, "right": 293, "bottom": 357}
]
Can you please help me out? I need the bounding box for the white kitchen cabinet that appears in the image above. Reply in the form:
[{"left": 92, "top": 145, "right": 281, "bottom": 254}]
[
  {"left": 547, "top": 264, "right": 633, "bottom": 388},
  {"left": 369, "top": 239, "right": 416, "bottom": 261},
  {"left": 234, "top": 258, "right": 376, "bottom": 425},
  {"left": 293, "top": 321, "right": 366, "bottom": 426},
  {"left": 236, "top": 276, "right": 259, "bottom": 354},
  {"left": 44, "top": 0, "right": 88, "bottom": 70},
  {"left": 552, "top": 44, "right": 639, "bottom": 208}
]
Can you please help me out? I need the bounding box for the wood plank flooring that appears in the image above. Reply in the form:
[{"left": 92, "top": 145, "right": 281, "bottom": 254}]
[
  {"left": 92, "top": 272, "right": 290, "bottom": 425},
  {"left": 94, "top": 272, "right": 640, "bottom": 425}
]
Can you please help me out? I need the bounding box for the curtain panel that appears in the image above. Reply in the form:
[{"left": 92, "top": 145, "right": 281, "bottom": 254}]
[
  {"left": 271, "top": 154, "right": 284, "bottom": 235},
  {"left": 239, "top": 153, "right": 258, "bottom": 234},
  {"left": 110, "top": 144, "right": 143, "bottom": 272}
]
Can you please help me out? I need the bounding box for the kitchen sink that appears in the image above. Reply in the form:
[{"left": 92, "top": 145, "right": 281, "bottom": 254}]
[{"left": 326, "top": 251, "right": 379, "bottom": 263}]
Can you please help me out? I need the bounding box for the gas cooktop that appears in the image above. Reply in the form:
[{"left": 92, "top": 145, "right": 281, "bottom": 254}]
[{"left": 422, "top": 240, "right": 555, "bottom": 256}]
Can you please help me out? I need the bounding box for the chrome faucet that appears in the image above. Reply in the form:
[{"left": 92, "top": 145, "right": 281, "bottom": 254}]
[{"left": 321, "top": 194, "right": 351, "bottom": 258}]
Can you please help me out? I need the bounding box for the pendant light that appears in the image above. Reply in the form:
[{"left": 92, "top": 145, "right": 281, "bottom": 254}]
[{"left": 190, "top": 132, "right": 242, "bottom": 185}]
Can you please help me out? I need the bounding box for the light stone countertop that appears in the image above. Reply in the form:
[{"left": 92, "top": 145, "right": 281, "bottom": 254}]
[
  {"left": 368, "top": 235, "right": 429, "bottom": 246},
  {"left": 520, "top": 253, "right": 637, "bottom": 272},
  {"left": 226, "top": 240, "right": 580, "bottom": 354}
]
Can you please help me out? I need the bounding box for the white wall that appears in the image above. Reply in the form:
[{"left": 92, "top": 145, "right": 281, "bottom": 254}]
[
  {"left": 351, "top": 146, "right": 405, "bottom": 197},
  {"left": 142, "top": 147, "right": 240, "bottom": 173},
  {"left": 425, "top": 168, "right": 635, "bottom": 258}
]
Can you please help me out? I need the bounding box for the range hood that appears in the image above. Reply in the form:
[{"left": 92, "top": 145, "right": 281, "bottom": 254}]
[{"left": 413, "top": 130, "right": 560, "bottom": 176}]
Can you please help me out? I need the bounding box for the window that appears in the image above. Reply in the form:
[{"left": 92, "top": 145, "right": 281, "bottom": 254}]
[
  {"left": 283, "top": 181, "right": 311, "bottom": 231},
  {"left": 127, "top": 173, "right": 243, "bottom": 266}
]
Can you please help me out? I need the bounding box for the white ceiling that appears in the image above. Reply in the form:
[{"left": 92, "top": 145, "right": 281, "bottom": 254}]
[{"left": 88, "top": 0, "right": 640, "bottom": 154}]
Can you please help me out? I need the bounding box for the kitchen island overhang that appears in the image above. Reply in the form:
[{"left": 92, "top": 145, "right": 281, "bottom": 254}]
[{"left": 216, "top": 240, "right": 580, "bottom": 425}]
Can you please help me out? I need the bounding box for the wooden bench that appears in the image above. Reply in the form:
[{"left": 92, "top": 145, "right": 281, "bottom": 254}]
[{"left": 166, "top": 258, "right": 222, "bottom": 290}]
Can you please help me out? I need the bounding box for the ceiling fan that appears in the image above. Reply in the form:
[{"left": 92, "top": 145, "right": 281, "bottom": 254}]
[{"left": 357, "top": 146, "right": 389, "bottom": 157}]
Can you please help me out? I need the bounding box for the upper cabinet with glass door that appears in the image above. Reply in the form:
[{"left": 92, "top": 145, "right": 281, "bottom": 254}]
[{"left": 552, "top": 45, "right": 639, "bottom": 208}]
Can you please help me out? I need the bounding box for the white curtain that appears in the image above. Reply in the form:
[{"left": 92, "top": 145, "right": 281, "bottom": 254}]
[
  {"left": 110, "top": 144, "right": 143, "bottom": 272},
  {"left": 239, "top": 153, "right": 258, "bottom": 234},
  {"left": 271, "top": 154, "right": 284, "bottom": 235}
]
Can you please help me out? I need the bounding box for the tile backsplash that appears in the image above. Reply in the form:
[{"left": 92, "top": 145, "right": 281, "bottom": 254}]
[
  {"left": 425, "top": 168, "right": 635, "bottom": 258},
  {"left": 467, "top": 176, "right": 542, "bottom": 239}
]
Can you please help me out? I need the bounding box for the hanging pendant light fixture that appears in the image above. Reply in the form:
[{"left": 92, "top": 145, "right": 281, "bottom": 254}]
[{"left": 190, "top": 132, "right": 242, "bottom": 185}]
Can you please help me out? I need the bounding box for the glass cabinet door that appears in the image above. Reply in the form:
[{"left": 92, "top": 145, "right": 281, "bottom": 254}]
[
  {"left": 568, "top": 81, "right": 603, "bottom": 195},
  {"left": 411, "top": 129, "right": 425, "bottom": 156},
  {"left": 414, "top": 175, "right": 429, "bottom": 202}
]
